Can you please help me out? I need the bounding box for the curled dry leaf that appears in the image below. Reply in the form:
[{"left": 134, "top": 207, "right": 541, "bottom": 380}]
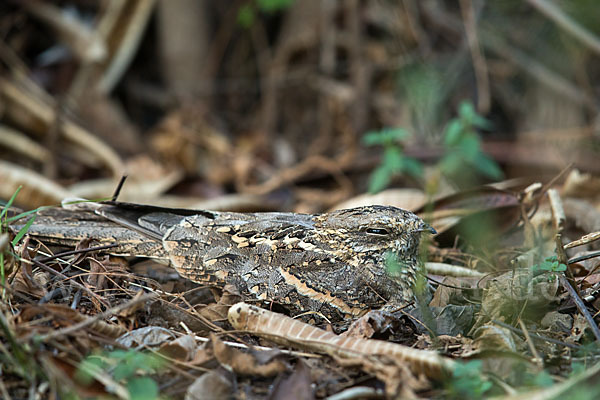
[
  {"left": 227, "top": 302, "right": 455, "bottom": 379},
  {"left": 199, "top": 284, "right": 243, "bottom": 322}
]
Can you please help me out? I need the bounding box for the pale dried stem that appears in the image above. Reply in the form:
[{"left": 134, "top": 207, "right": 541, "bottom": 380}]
[
  {"left": 528, "top": 0, "right": 600, "bottom": 56},
  {"left": 425, "top": 262, "right": 484, "bottom": 278},
  {"left": 548, "top": 189, "right": 565, "bottom": 233},
  {"left": 459, "top": 0, "right": 490, "bottom": 113}
]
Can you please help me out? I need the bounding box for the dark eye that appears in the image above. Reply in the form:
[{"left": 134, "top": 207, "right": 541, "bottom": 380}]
[{"left": 366, "top": 228, "right": 389, "bottom": 235}]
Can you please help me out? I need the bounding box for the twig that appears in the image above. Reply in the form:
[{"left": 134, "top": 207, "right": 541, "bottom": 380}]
[
  {"left": 528, "top": 0, "right": 600, "bottom": 56},
  {"left": 518, "top": 318, "right": 543, "bottom": 367},
  {"left": 193, "top": 334, "right": 321, "bottom": 359},
  {"left": 325, "top": 386, "right": 385, "bottom": 400},
  {"left": 111, "top": 175, "right": 128, "bottom": 201},
  {"left": 38, "top": 243, "right": 119, "bottom": 263},
  {"left": 559, "top": 274, "right": 600, "bottom": 343},
  {"left": 548, "top": 189, "right": 566, "bottom": 233},
  {"left": 35, "top": 292, "right": 157, "bottom": 342},
  {"left": 565, "top": 231, "right": 600, "bottom": 250},
  {"left": 25, "top": 258, "right": 109, "bottom": 307},
  {"left": 459, "top": 0, "right": 490, "bottom": 113},
  {"left": 568, "top": 251, "right": 600, "bottom": 265},
  {"left": 556, "top": 234, "right": 578, "bottom": 296},
  {"left": 492, "top": 319, "right": 580, "bottom": 350}
]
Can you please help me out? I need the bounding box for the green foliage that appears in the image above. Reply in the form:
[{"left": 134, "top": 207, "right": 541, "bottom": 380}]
[
  {"left": 384, "top": 251, "right": 410, "bottom": 277},
  {"left": 531, "top": 256, "right": 567, "bottom": 275},
  {"left": 237, "top": 5, "right": 255, "bottom": 28},
  {"left": 363, "top": 128, "right": 423, "bottom": 193},
  {"left": 362, "top": 100, "right": 502, "bottom": 194},
  {"left": 439, "top": 101, "right": 503, "bottom": 181},
  {"left": 445, "top": 360, "right": 492, "bottom": 400},
  {"left": 0, "top": 186, "right": 43, "bottom": 290},
  {"left": 257, "top": 0, "right": 294, "bottom": 13},
  {"left": 76, "top": 349, "right": 163, "bottom": 400},
  {"left": 237, "top": 0, "right": 295, "bottom": 28}
]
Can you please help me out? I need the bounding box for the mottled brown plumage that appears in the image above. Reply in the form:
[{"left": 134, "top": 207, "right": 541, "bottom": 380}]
[{"left": 16, "top": 202, "right": 435, "bottom": 322}]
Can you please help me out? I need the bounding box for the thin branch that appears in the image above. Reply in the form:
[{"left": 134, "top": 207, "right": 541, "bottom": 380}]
[
  {"left": 528, "top": 0, "right": 600, "bottom": 56},
  {"left": 559, "top": 274, "right": 600, "bottom": 343}
]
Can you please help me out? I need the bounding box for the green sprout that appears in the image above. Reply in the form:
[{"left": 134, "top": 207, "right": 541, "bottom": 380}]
[
  {"left": 439, "top": 101, "right": 503, "bottom": 183},
  {"left": 363, "top": 127, "right": 423, "bottom": 193},
  {"left": 75, "top": 349, "right": 164, "bottom": 400}
]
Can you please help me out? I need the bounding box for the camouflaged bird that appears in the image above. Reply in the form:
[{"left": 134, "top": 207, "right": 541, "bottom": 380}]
[{"left": 16, "top": 201, "right": 435, "bottom": 322}]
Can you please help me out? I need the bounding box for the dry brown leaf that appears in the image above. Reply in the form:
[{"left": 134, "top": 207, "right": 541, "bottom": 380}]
[
  {"left": 185, "top": 368, "right": 234, "bottom": 400},
  {"left": 211, "top": 333, "right": 287, "bottom": 377},
  {"left": 269, "top": 359, "right": 314, "bottom": 400},
  {"left": 117, "top": 326, "right": 177, "bottom": 347},
  {"left": 159, "top": 335, "right": 197, "bottom": 361}
]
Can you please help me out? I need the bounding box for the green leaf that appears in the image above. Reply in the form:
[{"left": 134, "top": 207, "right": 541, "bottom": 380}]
[
  {"left": 363, "top": 128, "right": 408, "bottom": 147},
  {"left": 11, "top": 215, "right": 36, "bottom": 246},
  {"left": 533, "top": 370, "right": 554, "bottom": 388},
  {"left": 403, "top": 157, "right": 423, "bottom": 177},
  {"left": 0, "top": 186, "right": 21, "bottom": 221},
  {"left": 6, "top": 207, "right": 44, "bottom": 224},
  {"left": 383, "top": 127, "right": 409, "bottom": 142},
  {"left": 75, "top": 356, "right": 106, "bottom": 386},
  {"left": 458, "top": 101, "right": 477, "bottom": 123},
  {"left": 237, "top": 4, "right": 255, "bottom": 28},
  {"left": 444, "top": 120, "right": 463, "bottom": 147},
  {"left": 127, "top": 377, "right": 159, "bottom": 400},
  {"left": 383, "top": 147, "right": 405, "bottom": 172},
  {"left": 472, "top": 153, "right": 503, "bottom": 180},
  {"left": 368, "top": 166, "right": 392, "bottom": 193},
  {"left": 257, "top": 0, "right": 294, "bottom": 13},
  {"left": 458, "top": 134, "right": 480, "bottom": 160},
  {"left": 362, "top": 130, "right": 387, "bottom": 146},
  {"left": 472, "top": 114, "right": 493, "bottom": 130},
  {"left": 439, "top": 152, "right": 463, "bottom": 176}
]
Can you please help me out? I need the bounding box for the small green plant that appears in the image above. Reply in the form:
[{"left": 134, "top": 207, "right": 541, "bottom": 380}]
[
  {"left": 439, "top": 101, "right": 503, "bottom": 182},
  {"left": 531, "top": 256, "right": 567, "bottom": 280},
  {"left": 75, "top": 349, "right": 164, "bottom": 400},
  {"left": 0, "top": 186, "right": 41, "bottom": 291},
  {"left": 445, "top": 360, "right": 492, "bottom": 400},
  {"left": 363, "top": 100, "right": 502, "bottom": 194},
  {"left": 362, "top": 127, "right": 423, "bottom": 193},
  {"left": 238, "top": 0, "right": 295, "bottom": 28}
]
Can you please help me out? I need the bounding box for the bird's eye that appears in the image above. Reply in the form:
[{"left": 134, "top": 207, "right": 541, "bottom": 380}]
[{"left": 366, "top": 228, "right": 389, "bottom": 235}]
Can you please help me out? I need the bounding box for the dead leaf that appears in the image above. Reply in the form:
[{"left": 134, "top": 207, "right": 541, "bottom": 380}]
[
  {"left": 117, "top": 326, "right": 177, "bottom": 348},
  {"left": 185, "top": 368, "right": 235, "bottom": 400},
  {"left": 211, "top": 333, "right": 287, "bottom": 377},
  {"left": 159, "top": 335, "right": 197, "bottom": 361},
  {"left": 269, "top": 359, "right": 314, "bottom": 400}
]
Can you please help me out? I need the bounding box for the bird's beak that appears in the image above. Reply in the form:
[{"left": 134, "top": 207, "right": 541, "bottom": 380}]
[{"left": 416, "top": 222, "right": 437, "bottom": 235}]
